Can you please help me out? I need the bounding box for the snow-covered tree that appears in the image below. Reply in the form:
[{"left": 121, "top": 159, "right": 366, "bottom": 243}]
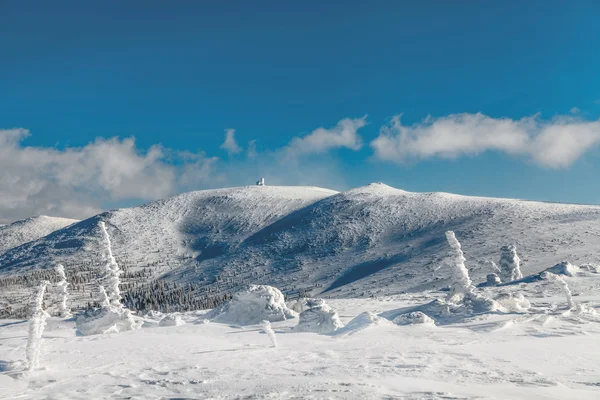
[
  {"left": 444, "top": 231, "right": 474, "bottom": 302},
  {"left": 26, "top": 282, "right": 50, "bottom": 371},
  {"left": 99, "top": 221, "right": 122, "bottom": 306},
  {"left": 499, "top": 245, "right": 523, "bottom": 282},
  {"left": 55, "top": 264, "right": 71, "bottom": 318},
  {"left": 261, "top": 320, "right": 277, "bottom": 348},
  {"left": 545, "top": 273, "right": 575, "bottom": 309}
]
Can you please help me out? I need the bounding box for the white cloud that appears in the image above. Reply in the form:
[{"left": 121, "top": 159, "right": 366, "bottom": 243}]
[
  {"left": 371, "top": 113, "right": 600, "bottom": 168},
  {"left": 284, "top": 117, "right": 367, "bottom": 157},
  {"left": 0, "top": 129, "right": 217, "bottom": 222},
  {"left": 0, "top": 118, "right": 366, "bottom": 223},
  {"left": 220, "top": 128, "right": 242, "bottom": 155}
]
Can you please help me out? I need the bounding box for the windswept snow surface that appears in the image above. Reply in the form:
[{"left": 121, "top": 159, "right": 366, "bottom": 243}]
[
  {"left": 0, "top": 215, "right": 78, "bottom": 253},
  {"left": 2, "top": 271, "right": 600, "bottom": 399}
]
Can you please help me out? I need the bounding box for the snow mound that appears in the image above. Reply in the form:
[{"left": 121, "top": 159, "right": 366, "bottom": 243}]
[
  {"left": 544, "top": 261, "right": 578, "bottom": 277},
  {"left": 393, "top": 311, "right": 436, "bottom": 326},
  {"left": 159, "top": 314, "right": 186, "bottom": 327},
  {"left": 333, "top": 311, "right": 392, "bottom": 335},
  {"left": 76, "top": 306, "right": 142, "bottom": 336},
  {"left": 205, "top": 285, "right": 297, "bottom": 326},
  {"left": 293, "top": 299, "right": 344, "bottom": 333},
  {"left": 494, "top": 292, "right": 531, "bottom": 312}
]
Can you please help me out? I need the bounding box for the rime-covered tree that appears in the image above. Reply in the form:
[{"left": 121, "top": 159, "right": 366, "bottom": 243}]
[
  {"left": 55, "top": 264, "right": 71, "bottom": 318},
  {"left": 26, "top": 282, "right": 50, "bottom": 371},
  {"left": 499, "top": 245, "right": 523, "bottom": 282},
  {"left": 99, "top": 221, "right": 123, "bottom": 306},
  {"left": 444, "top": 231, "right": 474, "bottom": 302}
]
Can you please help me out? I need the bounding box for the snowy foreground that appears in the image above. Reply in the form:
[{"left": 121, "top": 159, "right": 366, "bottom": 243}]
[{"left": 2, "top": 273, "right": 600, "bottom": 399}]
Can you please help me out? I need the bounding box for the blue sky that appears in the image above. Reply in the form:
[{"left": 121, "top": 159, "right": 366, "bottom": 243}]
[{"left": 1, "top": 1, "right": 600, "bottom": 221}]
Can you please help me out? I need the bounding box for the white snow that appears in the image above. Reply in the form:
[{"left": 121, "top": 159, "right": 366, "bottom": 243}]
[
  {"left": 1, "top": 271, "right": 600, "bottom": 399},
  {"left": 0, "top": 215, "right": 78, "bottom": 253},
  {"left": 1, "top": 183, "right": 600, "bottom": 397}
]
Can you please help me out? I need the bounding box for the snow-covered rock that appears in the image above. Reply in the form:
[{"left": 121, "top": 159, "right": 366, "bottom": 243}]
[
  {"left": 293, "top": 299, "right": 343, "bottom": 333},
  {"left": 75, "top": 306, "right": 142, "bottom": 336},
  {"left": 205, "top": 285, "right": 297, "bottom": 326},
  {"left": 393, "top": 311, "right": 435, "bottom": 326},
  {"left": 494, "top": 292, "right": 531, "bottom": 312}
]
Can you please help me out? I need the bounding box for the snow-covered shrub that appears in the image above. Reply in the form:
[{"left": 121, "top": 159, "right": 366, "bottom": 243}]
[
  {"left": 159, "top": 314, "right": 186, "bottom": 327},
  {"left": 544, "top": 261, "right": 578, "bottom": 277},
  {"left": 444, "top": 231, "right": 474, "bottom": 302},
  {"left": 334, "top": 311, "right": 392, "bottom": 336},
  {"left": 579, "top": 264, "right": 600, "bottom": 273},
  {"left": 289, "top": 297, "right": 316, "bottom": 314},
  {"left": 261, "top": 320, "right": 277, "bottom": 347},
  {"left": 486, "top": 273, "right": 501, "bottom": 286},
  {"left": 205, "top": 285, "right": 297, "bottom": 326},
  {"left": 76, "top": 305, "right": 142, "bottom": 336},
  {"left": 543, "top": 272, "right": 575, "bottom": 309},
  {"left": 55, "top": 264, "right": 71, "bottom": 318},
  {"left": 494, "top": 292, "right": 531, "bottom": 312},
  {"left": 499, "top": 245, "right": 523, "bottom": 282},
  {"left": 26, "top": 282, "right": 50, "bottom": 371},
  {"left": 293, "top": 299, "right": 344, "bottom": 333},
  {"left": 393, "top": 311, "right": 435, "bottom": 326},
  {"left": 99, "top": 221, "right": 122, "bottom": 306}
]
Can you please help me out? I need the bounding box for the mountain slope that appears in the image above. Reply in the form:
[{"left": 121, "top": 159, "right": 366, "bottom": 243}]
[
  {"left": 0, "top": 215, "right": 79, "bottom": 253},
  {"left": 1, "top": 184, "right": 600, "bottom": 310}
]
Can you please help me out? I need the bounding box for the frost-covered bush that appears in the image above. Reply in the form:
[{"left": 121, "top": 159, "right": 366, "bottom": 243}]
[
  {"left": 293, "top": 299, "right": 344, "bottom": 333},
  {"left": 499, "top": 245, "right": 523, "bottom": 282},
  {"left": 444, "top": 231, "right": 474, "bottom": 302},
  {"left": 333, "top": 311, "right": 392, "bottom": 336},
  {"left": 542, "top": 272, "right": 575, "bottom": 309},
  {"left": 26, "top": 282, "right": 50, "bottom": 371},
  {"left": 76, "top": 304, "right": 142, "bottom": 336},
  {"left": 494, "top": 292, "right": 531, "bottom": 312},
  {"left": 486, "top": 273, "right": 501, "bottom": 286},
  {"left": 393, "top": 311, "right": 435, "bottom": 326},
  {"left": 205, "top": 285, "right": 297, "bottom": 326},
  {"left": 55, "top": 264, "right": 71, "bottom": 318},
  {"left": 159, "top": 314, "right": 186, "bottom": 327},
  {"left": 261, "top": 320, "right": 277, "bottom": 347}
]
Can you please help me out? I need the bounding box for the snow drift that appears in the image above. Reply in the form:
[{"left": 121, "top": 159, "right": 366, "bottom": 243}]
[{"left": 205, "top": 285, "right": 297, "bottom": 326}]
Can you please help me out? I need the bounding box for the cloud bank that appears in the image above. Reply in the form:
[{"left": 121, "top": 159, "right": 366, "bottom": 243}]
[
  {"left": 3, "top": 112, "right": 600, "bottom": 223},
  {"left": 371, "top": 113, "right": 600, "bottom": 168},
  {"left": 0, "top": 129, "right": 217, "bottom": 222},
  {"left": 0, "top": 118, "right": 368, "bottom": 222}
]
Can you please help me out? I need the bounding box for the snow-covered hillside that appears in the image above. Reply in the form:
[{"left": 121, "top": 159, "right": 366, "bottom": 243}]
[
  {"left": 1, "top": 183, "right": 600, "bottom": 311},
  {"left": 0, "top": 216, "right": 79, "bottom": 254}
]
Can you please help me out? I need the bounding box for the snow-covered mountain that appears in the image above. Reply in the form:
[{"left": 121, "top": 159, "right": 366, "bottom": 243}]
[
  {"left": 0, "top": 215, "right": 79, "bottom": 254},
  {"left": 1, "top": 184, "right": 600, "bottom": 307}
]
